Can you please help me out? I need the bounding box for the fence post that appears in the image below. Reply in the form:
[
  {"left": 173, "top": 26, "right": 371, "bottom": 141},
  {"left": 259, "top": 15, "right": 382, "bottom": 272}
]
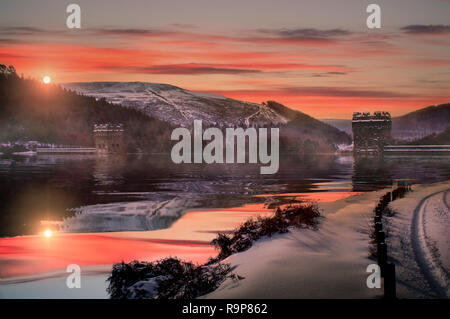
[
  {"left": 384, "top": 263, "right": 396, "bottom": 299},
  {"left": 375, "top": 222, "right": 382, "bottom": 232},
  {"left": 377, "top": 242, "right": 387, "bottom": 274},
  {"left": 376, "top": 231, "right": 385, "bottom": 243},
  {"left": 375, "top": 206, "right": 382, "bottom": 217}
]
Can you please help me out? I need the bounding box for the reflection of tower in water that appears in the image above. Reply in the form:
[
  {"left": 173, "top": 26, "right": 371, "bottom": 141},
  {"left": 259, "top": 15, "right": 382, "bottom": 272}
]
[
  {"left": 92, "top": 123, "right": 127, "bottom": 188},
  {"left": 93, "top": 153, "right": 127, "bottom": 187},
  {"left": 352, "top": 156, "right": 393, "bottom": 192}
]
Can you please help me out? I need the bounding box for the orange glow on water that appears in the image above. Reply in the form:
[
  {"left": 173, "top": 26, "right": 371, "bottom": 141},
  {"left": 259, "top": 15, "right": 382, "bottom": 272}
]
[
  {"left": 0, "top": 191, "right": 362, "bottom": 280},
  {"left": 0, "top": 233, "right": 215, "bottom": 279}
]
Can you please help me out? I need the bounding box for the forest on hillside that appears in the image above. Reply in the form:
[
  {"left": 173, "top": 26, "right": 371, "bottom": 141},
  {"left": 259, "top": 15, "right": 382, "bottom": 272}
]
[
  {"left": 405, "top": 127, "right": 450, "bottom": 145},
  {"left": 0, "top": 64, "right": 352, "bottom": 155},
  {"left": 266, "top": 100, "right": 351, "bottom": 153},
  {"left": 0, "top": 66, "right": 174, "bottom": 153}
]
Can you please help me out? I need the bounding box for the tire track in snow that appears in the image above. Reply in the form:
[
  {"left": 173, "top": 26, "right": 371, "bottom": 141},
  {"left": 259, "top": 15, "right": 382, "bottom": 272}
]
[
  {"left": 411, "top": 190, "right": 450, "bottom": 298},
  {"left": 444, "top": 190, "right": 450, "bottom": 210}
]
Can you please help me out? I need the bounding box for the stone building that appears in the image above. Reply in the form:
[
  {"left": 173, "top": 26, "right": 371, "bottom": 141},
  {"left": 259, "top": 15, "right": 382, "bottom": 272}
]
[
  {"left": 352, "top": 112, "right": 391, "bottom": 154},
  {"left": 93, "top": 123, "right": 125, "bottom": 154}
]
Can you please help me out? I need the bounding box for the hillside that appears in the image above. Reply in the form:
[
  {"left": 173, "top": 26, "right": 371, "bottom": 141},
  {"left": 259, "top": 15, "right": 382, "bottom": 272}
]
[
  {"left": 265, "top": 101, "right": 351, "bottom": 152},
  {"left": 405, "top": 127, "right": 450, "bottom": 145},
  {"left": 63, "top": 82, "right": 287, "bottom": 127},
  {"left": 0, "top": 67, "right": 174, "bottom": 152},
  {"left": 320, "top": 119, "right": 352, "bottom": 136},
  {"left": 64, "top": 82, "right": 351, "bottom": 152},
  {"left": 392, "top": 103, "right": 450, "bottom": 140},
  {"left": 0, "top": 64, "right": 351, "bottom": 154}
]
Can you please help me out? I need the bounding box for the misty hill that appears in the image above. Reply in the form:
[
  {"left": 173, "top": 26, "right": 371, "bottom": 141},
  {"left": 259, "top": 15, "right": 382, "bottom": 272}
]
[
  {"left": 392, "top": 103, "right": 450, "bottom": 140},
  {"left": 264, "top": 101, "right": 351, "bottom": 151},
  {"left": 0, "top": 68, "right": 174, "bottom": 152},
  {"left": 404, "top": 127, "right": 450, "bottom": 145},
  {"left": 63, "top": 82, "right": 351, "bottom": 152},
  {"left": 322, "top": 103, "right": 450, "bottom": 141},
  {"left": 320, "top": 119, "right": 352, "bottom": 136}
]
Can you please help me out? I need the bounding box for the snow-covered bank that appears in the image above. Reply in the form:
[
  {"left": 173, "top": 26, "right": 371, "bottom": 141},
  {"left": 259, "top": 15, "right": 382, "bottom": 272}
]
[
  {"left": 386, "top": 181, "right": 450, "bottom": 298},
  {"left": 0, "top": 269, "right": 109, "bottom": 299},
  {"left": 203, "top": 182, "right": 450, "bottom": 299},
  {"left": 204, "top": 189, "right": 398, "bottom": 299}
]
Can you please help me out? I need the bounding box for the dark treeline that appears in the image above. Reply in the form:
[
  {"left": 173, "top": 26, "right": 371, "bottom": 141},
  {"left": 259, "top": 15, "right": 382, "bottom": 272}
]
[
  {"left": 0, "top": 65, "right": 174, "bottom": 153},
  {"left": 265, "top": 100, "right": 351, "bottom": 153},
  {"left": 405, "top": 127, "right": 450, "bottom": 145}
]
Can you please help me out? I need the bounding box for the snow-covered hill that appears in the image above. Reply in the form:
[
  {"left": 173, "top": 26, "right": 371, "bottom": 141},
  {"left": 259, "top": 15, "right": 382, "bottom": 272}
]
[{"left": 62, "top": 82, "right": 287, "bottom": 127}]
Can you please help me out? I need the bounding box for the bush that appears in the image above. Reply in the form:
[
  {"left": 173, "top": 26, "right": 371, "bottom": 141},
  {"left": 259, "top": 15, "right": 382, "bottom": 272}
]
[
  {"left": 107, "top": 257, "right": 233, "bottom": 299},
  {"left": 211, "top": 203, "right": 321, "bottom": 261}
]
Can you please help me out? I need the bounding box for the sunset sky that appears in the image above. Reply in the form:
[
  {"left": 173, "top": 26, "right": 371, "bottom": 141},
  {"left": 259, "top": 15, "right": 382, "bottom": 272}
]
[{"left": 0, "top": 0, "right": 449, "bottom": 118}]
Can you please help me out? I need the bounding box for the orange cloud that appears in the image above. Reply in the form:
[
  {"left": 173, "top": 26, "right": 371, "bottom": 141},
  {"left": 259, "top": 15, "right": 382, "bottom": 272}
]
[{"left": 0, "top": 24, "right": 448, "bottom": 118}]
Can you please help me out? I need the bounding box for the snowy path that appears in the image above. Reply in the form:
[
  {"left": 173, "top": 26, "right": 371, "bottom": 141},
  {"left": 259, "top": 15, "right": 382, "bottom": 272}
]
[
  {"left": 387, "top": 182, "right": 450, "bottom": 298},
  {"left": 411, "top": 190, "right": 450, "bottom": 298}
]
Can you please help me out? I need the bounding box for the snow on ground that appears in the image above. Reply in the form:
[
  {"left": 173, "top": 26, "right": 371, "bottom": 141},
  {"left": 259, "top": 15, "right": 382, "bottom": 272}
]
[
  {"left": 386, "top": 181, "right": 450, "bottom": 298},
  {"left": 0, "top": 267, "right": 109, "bottom": 299},
  {"left": 203, "top": 189, "right": 398, "bottom": 299},
  {"left": 62, "top": 82, "right": 287, "bottom": 127}
]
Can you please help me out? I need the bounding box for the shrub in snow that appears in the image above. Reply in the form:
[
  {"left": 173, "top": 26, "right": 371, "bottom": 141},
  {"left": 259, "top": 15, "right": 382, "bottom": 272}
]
[
  {"left": 211, "top": 203, "right": 321, "bottom": 261},
  {"left": 107, "top": 257, "right": 234, "bottom": 299},
  {"left": 107, "top": 204, "right": 320, "bottom": 299}
]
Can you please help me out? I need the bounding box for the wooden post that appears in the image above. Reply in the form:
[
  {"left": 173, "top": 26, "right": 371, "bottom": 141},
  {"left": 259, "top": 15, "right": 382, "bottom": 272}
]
[
  {"left": 375, "top": 206, "right": 382, "bottom": 217},
  {"left": 376, "top": 231, "right": 385, "bottom": 243},
  {"left": 375, "top": 222, "right": 382, "bottom": 233},
  {"left": 384, "top": 263, "right": 396, "bottom": 299},
  {"left": 377, "top": 242, "right": 387, "bottom": 272}
]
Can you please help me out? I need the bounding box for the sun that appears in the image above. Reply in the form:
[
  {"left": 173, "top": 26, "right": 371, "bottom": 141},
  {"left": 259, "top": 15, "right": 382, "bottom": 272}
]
[
  {"left": 43, "top": 76, "right": 51, "bottom": 84},
  {"left": 44, "top": 229, "right": 53, "bottom": 237}
]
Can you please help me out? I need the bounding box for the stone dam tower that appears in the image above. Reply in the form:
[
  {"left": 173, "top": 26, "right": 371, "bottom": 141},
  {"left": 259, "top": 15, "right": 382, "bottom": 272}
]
[
  {"left": 93, "top": 123, "right": 125, "bottom": 154},
  {"left": 352, "top": 112, "right": 392, "bottom": 155}
]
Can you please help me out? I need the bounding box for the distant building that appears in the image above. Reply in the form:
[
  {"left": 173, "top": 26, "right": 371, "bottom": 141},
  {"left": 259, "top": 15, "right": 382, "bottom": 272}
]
[
  {"left": 93, "top": 123, "right": 125, "bottom": 154},
  {"left": 352, "top": 112, "right": 391, "bottom": 154}
]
